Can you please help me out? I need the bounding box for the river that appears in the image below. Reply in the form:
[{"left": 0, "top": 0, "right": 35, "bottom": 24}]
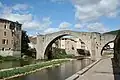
[{"left": 8, "top": 58, "right": 93, "bottom": 80}]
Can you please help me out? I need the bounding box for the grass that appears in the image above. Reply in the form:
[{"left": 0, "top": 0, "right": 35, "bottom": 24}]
[
  {"left": 0, "top": 59, "right": 70, "bottom": 79},
  {"left": 0, "top": 56, "right": 21, "bottom": 62}
]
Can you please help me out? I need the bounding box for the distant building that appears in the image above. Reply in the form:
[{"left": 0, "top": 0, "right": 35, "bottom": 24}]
[
  {"left": 0, "top": 18, "right": 22, "bottom": 57},
  {"left": 52, "top": 37, "right": 88, "bottom": 56},
  {"left": 56, "top": 38, "right": 87, "bottom": 50}
]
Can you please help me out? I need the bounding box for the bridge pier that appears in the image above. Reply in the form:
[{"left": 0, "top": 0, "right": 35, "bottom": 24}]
[{"left": 36, "top": 35, "right": 45, "bottom": 59}]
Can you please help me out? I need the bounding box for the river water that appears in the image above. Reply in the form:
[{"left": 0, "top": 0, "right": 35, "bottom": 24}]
[{"left": 9, "top": 58, "right": 93, "bottom": 80}]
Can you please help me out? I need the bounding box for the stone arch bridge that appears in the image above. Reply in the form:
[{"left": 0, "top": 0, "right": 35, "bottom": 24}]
[{"left": 36, "top": 30, "right": 116, "bottom": 60}]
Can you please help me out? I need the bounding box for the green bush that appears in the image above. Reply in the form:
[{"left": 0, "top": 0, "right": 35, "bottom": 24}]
[
  {"left": 53, "top": 52, "right": 75, "bottom": 59},
  {"left": 0, "top": 56, "right": 21, "bottom": 61},
  {"left": 52, "top": 47, "right": 75, "bottom": 59}
]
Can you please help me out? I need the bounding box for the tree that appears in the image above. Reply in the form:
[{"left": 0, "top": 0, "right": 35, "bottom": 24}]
[{"left": 21, "top": 30, "right": 30, "bottom": 54}]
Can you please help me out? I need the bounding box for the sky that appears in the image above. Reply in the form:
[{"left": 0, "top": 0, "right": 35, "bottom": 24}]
[{"left": 0, "top": 0, "right": 120, "bottom": 36}]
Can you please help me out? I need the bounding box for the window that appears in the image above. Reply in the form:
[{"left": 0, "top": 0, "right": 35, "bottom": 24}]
[
  {"left": 2, "top": 39, "right": 8, "bottom": 45},
  {"left": 12, "top": 32, "right": 14, "bottom": 36},
  {"left": 2, "top": 48, "right": 4, "bottom": 51},
  {"left": 4, "top": 25, "right": 7, "bottom": 29},
  {"left": 100, "top": 35, "right": 102, "bottom": 41},
  {"left": 72, "top": 45, "right": 74, "bottom": 50},
  {"left": 96, "top": 47, "right": 98, "bottom": 49},
  {"left": 4, "top": 32, "right": 6, "bottom": 36},
  {"left": 2, "top": 39, "right": 6, "bottom": 44},
  {"left": 6, "top": 40, "right": 8, "bottom": 44},
  {"left": 11, "top": 40, "right": 14, "bottom": 44}
]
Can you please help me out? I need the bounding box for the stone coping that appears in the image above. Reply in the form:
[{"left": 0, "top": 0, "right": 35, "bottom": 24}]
[{"left": 65, "top": 58, "right": 101, "bottom": 80}]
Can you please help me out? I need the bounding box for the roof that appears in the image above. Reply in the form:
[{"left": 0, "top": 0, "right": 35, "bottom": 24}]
[{"left": 0, "top": 18, "right": 22, "bottom": 25}]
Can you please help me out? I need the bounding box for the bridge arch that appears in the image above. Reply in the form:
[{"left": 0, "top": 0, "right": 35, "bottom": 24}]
[
  {"left": 36, "top": 30, "right": 117, "bottom": 60},
  {"left": 36, "top": 30, "right": 94, "bottom": 59},
  {"left": 44, "top": 32, "right": 90, "bottom": 59},
  {"left": 101, "top": 41, "right": 114, "bottom": 56}
]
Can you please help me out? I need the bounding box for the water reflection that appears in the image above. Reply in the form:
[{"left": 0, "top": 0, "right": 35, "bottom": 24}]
[{"left": 10, "top": 58, "right": 93, "bottom": 80}]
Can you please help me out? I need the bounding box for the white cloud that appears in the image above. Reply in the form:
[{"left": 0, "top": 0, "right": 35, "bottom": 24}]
[
  {"left": 12, "top": 4, "right": 29, "bottom": 11},
  {"left": 87, "top": 22, "right": 108, "bottom": 33},
  {"left": 23, "top": 21, "right": 40, "bottom": 29},
  {"left": 73, "top": 0, "right": 120, "bottom": 22},
  {"left": 59, "top": 22, "right": 71, "bottom": 29},
  {"left": 44, "top": 28, "right": 60, "bottom": 34},
  {"left": 1, "top": 13, "right": 32, "bottom": 23},
  {"left": 2, "top": 13, "right": 41, "bottom": 30},
  {"left": 40, "top": 17, "right": 52, "bottom": 30},
  {"left": 0, "top": 3, "right": 32, "bottom": 23},
  {"left": 43, "top": 21, "right": 72, "bottom": 34},
  {"left": 0, "top": 3, "right": 52, "bottom": 31},
  {"left": 74, "top": 24, "right": 83, "bottom": 29}
]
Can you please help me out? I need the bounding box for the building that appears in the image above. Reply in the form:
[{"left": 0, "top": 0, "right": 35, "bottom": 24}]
[
  {"left": 52, "top": 37, "right": 89, "bottom": 56},
  {"left": 0, "top": 18, "right": 22, "bottom": 57},
  {"left": 58, "top": 38, "right": 87, "bottom": 50}
]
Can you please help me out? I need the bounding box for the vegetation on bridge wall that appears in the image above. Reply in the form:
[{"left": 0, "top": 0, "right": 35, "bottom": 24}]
[{"left": 52, "top": 47, "right": 75, "bottom": 59}]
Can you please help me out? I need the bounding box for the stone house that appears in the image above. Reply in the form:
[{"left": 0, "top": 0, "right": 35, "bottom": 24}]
[{"left": 0, "top": 18, "right": 22, "bottom": 57}]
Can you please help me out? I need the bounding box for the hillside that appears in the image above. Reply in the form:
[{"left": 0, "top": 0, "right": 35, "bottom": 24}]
[{"left": 104, "top": 30, "right": 120, "bottom": 35}]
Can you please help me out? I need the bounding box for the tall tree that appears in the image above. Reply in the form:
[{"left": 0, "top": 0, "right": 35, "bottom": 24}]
[{"left": 21, "top": 30, "right": 30, "bottom": 54}]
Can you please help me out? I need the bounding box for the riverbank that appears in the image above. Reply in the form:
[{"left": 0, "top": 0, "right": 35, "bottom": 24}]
[
  {"left": 0, "top": 56, "right": 21, "bottom": 62},
  {"left": 0, "top": 58, "right": 73, "bottom": 80},
  {"left": 66, "top": 58, "right": 101, "bottom": 80}
]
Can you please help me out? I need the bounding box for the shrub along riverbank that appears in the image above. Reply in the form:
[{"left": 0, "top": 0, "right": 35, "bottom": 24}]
[
  {"left": 0, "top": 59, "right": 72, "bottom": 79},
  {"left": 0, "top": 56, "right": 21, "bottom": 62}
]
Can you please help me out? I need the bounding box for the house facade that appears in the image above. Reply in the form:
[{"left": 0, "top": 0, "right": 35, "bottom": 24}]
[
  {"left": 0, "top": 18, "right": 22, "bottom": 57},
  {"left": 52, "top": 37, "right": 88, "bottom": 56}
]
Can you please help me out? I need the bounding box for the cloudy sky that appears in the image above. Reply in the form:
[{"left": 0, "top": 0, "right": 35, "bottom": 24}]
[{"left": 0, "top": 0, "right": 120, "bottom": 35}]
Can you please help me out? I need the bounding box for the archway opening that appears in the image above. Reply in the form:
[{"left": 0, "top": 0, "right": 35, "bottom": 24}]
[
  {"left": 101, "top": 41, "right": 114, "bottom": 57},
  {"left": 44, "top": 34, "right": 90, "bottom": 60}
]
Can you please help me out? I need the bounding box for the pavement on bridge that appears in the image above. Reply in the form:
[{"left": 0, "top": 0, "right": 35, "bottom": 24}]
[{"left": 77, "top": 58, "right": 120, "bottom": 80}]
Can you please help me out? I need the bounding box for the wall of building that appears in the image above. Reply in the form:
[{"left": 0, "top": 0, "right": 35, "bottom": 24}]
[
  {"left": 0, "top": 51, "right": 21, "bottom": 57},
  {"left": 53, "top": 38, "right": 88, "bottom": 56},
  {"left": 65, "top": 38, "right": 78, "bottom": 56},
  {"left": 0, "top": 19, "right": 21, "bottom": 57},
  {"left": 0, "top": 21, "right": 13, "bottom": 49}
]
